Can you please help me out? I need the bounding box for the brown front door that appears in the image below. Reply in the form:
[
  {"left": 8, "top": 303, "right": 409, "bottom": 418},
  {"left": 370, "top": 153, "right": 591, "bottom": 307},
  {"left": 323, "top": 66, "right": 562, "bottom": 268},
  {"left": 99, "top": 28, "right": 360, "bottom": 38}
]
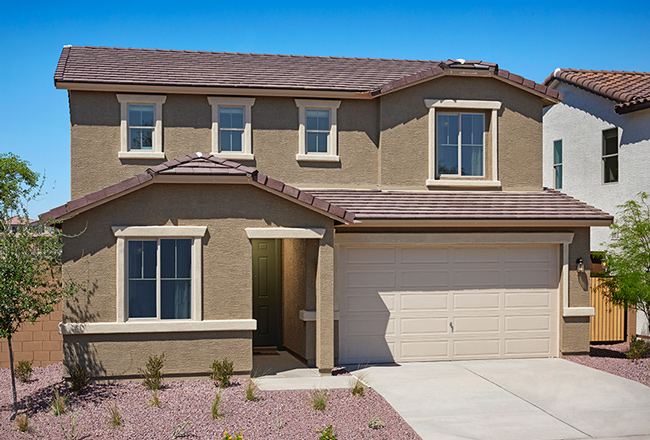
[{"left": 252, "top": 239, "right": 282, "bottom": 348}]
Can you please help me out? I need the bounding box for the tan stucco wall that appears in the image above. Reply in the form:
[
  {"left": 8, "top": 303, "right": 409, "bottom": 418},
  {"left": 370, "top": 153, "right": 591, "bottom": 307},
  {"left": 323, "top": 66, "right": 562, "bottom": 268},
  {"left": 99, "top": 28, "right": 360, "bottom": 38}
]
[
  {"left": 378, "top": 76, "right": 544, "bottom": 190},
  {"left": 69, "top": 92, "right": 379, "bottom": 199},
  {"left": 281, "top": 239, "right": 309, "bottom": 359},
  {"left": 61, "top": 183, "right": 334, "bottom": 376}
]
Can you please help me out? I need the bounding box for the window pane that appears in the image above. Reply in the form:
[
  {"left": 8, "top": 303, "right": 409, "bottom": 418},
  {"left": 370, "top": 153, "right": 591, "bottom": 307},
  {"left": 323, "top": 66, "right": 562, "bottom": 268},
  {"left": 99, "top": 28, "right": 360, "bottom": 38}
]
[
  {"left": 161, "top": 280, "right": 191, "bottom": 319},
  {"left": 306, "top": 109, "right": 329, "bottom": 131},
  {"left": 461, "top": 114, "right": 483, "bottom": 146},
  {"left": 219, "top": 107, "right": 244, "bottom": 129},
  {"left": 128, "top": 241, "right": 143, "bottom": 278},
  {"left": 220, "top": 131, "right": 232, "bottom": 151},
  {"left": 603, "top": 156, "right": 618, "bottom": 183},
  {"left": 141, "top": 129, "right": 152, "bottom": 149},
  {"left": 461, "top": 145, "right": 483, "bottom": 176},
  {"left": 130, "top": 128, "right": 153, "bottom": 150},
  {"left": 553, "top": 140, "right": 563, "bottom": 165},
  {"left": 437, "top": 114, "right": 459, "bottom": 175},
  {"left": 128, "top": 241, "right": 156, "bottom": 279},
  {"left": 554, "top": 164, "right": 563, "bottom": 189},
  {"left": 128, "top": 104, "right": 154, "bottom": 127},
  {"left": 161, "top": 239, "right": 176, "bottom": 278},
  {"left": 176, "top": 239, "right": 192, "bottom": 278},
  {"left": 603, "top": 128, "right": 618, "bottom": 156},
  {"left": 129, "top": 280, "right": 156, "bottom": 318},
  {"left": 307, "top": 131, "right": 329, "bottom": 153}
]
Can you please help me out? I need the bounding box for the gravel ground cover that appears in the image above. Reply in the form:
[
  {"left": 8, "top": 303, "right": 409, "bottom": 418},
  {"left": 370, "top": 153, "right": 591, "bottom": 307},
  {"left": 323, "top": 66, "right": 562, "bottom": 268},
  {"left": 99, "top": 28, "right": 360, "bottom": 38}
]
[
  {"left": 567, "top": 341, "right": 650, "bottom": 388},
  {"left": 1, "top": 363, "right": 421, "bottom": 439}
]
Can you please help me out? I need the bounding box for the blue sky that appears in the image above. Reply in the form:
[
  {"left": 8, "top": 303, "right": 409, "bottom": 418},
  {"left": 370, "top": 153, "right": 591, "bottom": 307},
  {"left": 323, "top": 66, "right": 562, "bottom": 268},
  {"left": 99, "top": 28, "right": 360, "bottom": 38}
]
[{"left": 2, "top": 1, "right": 649, "bottom": 217}]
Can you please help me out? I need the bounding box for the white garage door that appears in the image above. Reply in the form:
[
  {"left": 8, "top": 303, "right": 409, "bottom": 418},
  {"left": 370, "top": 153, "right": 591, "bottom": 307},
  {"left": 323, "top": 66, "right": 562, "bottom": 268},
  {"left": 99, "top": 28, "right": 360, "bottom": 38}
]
[{"left": 338, "top": 244, "right": 560, "bottom": 364}]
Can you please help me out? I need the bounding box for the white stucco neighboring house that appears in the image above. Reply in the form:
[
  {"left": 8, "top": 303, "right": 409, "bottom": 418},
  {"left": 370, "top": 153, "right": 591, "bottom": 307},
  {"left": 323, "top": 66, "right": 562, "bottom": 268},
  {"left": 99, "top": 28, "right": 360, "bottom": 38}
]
[{"left": 543, "top": 69, "right": 650, "bottom": 336}]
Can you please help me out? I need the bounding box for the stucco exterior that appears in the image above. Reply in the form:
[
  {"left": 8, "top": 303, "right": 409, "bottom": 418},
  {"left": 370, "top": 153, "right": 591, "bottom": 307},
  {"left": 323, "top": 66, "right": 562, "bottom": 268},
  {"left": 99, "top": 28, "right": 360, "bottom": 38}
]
[{"left": 543, "top": 81, "right": 650, "bottom": 335}]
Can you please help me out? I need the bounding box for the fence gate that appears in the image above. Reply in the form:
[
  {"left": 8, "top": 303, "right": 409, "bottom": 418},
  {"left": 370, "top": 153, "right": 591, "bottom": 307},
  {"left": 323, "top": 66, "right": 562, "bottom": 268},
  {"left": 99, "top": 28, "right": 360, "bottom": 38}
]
[{"left": 590, "top": 277, "right": 626, "bottom": 342}]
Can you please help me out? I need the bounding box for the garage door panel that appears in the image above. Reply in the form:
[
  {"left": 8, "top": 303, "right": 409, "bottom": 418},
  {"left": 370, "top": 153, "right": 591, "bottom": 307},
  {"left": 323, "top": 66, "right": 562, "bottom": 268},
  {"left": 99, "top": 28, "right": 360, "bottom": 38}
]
[
  {"left": 504, "top": 246, "right": 552, "bottom": 263},
  {"left": 400, "top": 317, "right": 449, "bottom": 335},
  {"left": 346, "top": 294, "right": 394, "bottom": 312},
  {"left": 401, "top": 270, "right": 449, "bottom": 288},
  {"left": 454, "top": 316, "right": 500, "bottom": 333},
  {"left": 342, "top": 337, "right": 396, "bottom": 363},
  {"left": 346, "top": 316, "right": 394, "bottom": 336},
  {"left": 505, "top": 291, "right": 551, "bottom": 308},
  {"left": 400, "top": 340, "right": 449, "bottom": 360},
  {"left": 400, "top": 292, "right": 448, "bottom": 311},
  {"left": 453, "top": 269, "right": 500, "bottom": 287},
  {"left": 454, "top": 292, "right": 500, "bottom": 309},
  {"left": 346, "top": 247, "right": 395, "bottom": 264},
  {"left": 453, "top": 247, "right": 500, "bottom": 263},
  {"left": 505, "top": 338, "right": 550, "bottom": 355},
  {"left": 347, "top": 271, "right": 395, "bottom": 288},
  {"left": 505, "top": 315, "right": 551, "bottom": 331},
  {"left": 505, "top": 268, "right": 553, "bottom": 288},
  {"left": 454, "top": 339, "right": 500, "bottom": 356},
  {"left": 401, "top": 247, "right": 448, "bottom": 263}
]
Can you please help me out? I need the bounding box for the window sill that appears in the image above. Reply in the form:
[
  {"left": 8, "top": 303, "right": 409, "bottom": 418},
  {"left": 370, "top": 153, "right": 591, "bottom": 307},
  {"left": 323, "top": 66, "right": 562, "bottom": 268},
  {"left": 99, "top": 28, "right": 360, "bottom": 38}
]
[
  {"left": 59, "top": 319, "right": 257, "bottom": 335},
  {"left": 296, "top": 154, "right": 340, "bottom": 163},
  {"left": 119, "top": 151, "right": 166, "bottom": 160},
  {"left": 212, "top": 152, "right": 255, "bottom": 161},
  {"left": 426, "top": 179, "right": 502, "bottom": 189}
]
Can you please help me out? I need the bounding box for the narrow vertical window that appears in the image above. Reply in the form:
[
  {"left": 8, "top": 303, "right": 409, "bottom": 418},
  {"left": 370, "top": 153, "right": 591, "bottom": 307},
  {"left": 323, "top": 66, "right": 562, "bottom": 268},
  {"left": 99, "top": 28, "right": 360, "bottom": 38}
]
[
  {"left": 305, "top": 109, "right": 330, "bottom": 153},
  {"left": 553, "top": 140, "right": 563, "bottom": 189},
  {"left": 218, "top": 107, "right": 244, "bottom": 152},
  {"left": 128, "top": 104, "right": 155, "bottom": 150},
  {"left": 602, "top": 128, "right": 618, "bottom": 183}
]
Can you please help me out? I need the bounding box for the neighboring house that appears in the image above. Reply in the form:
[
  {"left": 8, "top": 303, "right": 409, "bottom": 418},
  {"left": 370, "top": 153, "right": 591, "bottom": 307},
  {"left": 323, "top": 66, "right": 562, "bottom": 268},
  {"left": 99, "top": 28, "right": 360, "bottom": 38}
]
[
  {"left": 43, "top": 46, "right": 611, "bottom": 379},
  {"left": 542, "top": 69, "right": 650, "bottom": 336}
]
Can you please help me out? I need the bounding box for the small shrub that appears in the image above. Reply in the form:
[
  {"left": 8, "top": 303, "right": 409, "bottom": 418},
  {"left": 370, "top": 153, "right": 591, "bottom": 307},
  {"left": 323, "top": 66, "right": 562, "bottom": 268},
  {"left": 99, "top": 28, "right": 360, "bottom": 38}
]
[
  {"left": 368, "top": 414, "right": 385, "bottom": 429},
  {"left": 316, "top": 424, "right": 338, "bottom": 440},
  {"left": 16, "top": 413, "right": 31, "bottom": 433},
  {"left": 69, "top": 364, "right": 89, "bottom": 394},
  {"left": 309, "top": 389, "right": 328, "bottom": 411},
  {"left": 626, "top": 338, "right": 650, "bottom": 360},
  {"left": 210, "top": 358, "right": 234, "bottom": 388},
  {"left": 141, "top": 353, "right": 165, "bottom": 391},
  {"left": 50, "top": 388, "right": 67, "bottom": 415},
  {"left": 351, "top": 377, "right": 366, "bottom": 397},
  {"left": 107, "top": 402, "right": 123, "bottom": 428},
  {"left": 245, "top": 378, "right": 259, "bottom": 401},
  {"left": 275, "top": 407, "right": 283, "bottom": 431},
  {"left": 220, "top": 430, "right": 243, "bottom": 440},
  {"left": 171, "top": 419, "right": 193, "bottom": 439},
  {"left": 60, "top": 413, "right": 83, "bottom": 440},
  {"left": 15, "top": 360, "right": 33, "bottom": 383},
  {"left": 149, "top": 390, "right": 161, "bottom": 408},
  {"left": 211, "top": 391, "right": 223, "bottom": 419}
]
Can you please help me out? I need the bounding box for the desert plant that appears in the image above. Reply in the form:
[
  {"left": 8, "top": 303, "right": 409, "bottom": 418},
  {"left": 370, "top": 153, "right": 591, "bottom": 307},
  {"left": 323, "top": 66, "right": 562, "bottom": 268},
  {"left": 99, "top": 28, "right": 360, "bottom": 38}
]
[
  {"left": 141, "top": 353, "right": 165, "bottom": 391},
  {"left": 50, "top": 388, "right": 67, "bottom": 415},
  {"left": 15, "top": 360, "right": 33, "bottom": 383},
  {"left": 220, "top": 430, "right": 243, "bottom": 440},
  {"left": 149, "top": 390, "right": 161, "bottom": 408},
  {"left": 351, "top": 376, "right": 366, "bottom": 397},
  {"left": 309, "top": 389, "right": 328, "bottom": 411},
  {"left": 368, "top": 414, "right": 385, "bottom": 429},
  {"left": 69, "top": 364, "right": 89, "bottom": 394},
  {"left": 245, "top": 378, "right": 259, "bottom": 401},
  {"left": 626, "top": 337, "right": 650, "bottom": 360},
  {"left": 171, "top": 419, "right": 193, "bottom": 438},
  {"left": 316, "top": 424, "right": 338, "bottom": 440},
  {"left": 211, "top": 390, "right": 223, "bottom": 419},
  {"left": 107, "top": 402, "right": 123, "bottom": 428},
  {"left": 210, "top": 358, "right": 234, "bottom": 388},
  {"left": 275, "top": 406, "right": 282, "bottom": 431},
  {"left": 60, "top": 413, "right": 83, "bottom": 440},
  {"left": 15, "top": 413, "right": 31, "bottom": 433}
]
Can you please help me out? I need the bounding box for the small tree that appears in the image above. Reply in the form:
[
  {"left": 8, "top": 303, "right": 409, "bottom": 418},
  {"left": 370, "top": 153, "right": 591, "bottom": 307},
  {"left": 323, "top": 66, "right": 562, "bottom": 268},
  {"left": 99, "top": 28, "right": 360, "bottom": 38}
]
[
  {"left": 0, "top": 153, "right": 79, "bottom": 417},
  {"left": 603, "top": 192, "right": 650, "bottom": 334}
]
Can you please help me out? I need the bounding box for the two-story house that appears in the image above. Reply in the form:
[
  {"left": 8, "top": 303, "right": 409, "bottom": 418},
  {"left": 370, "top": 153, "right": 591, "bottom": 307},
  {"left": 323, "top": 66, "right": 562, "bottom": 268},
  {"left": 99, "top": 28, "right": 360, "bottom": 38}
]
[
  {"left": 542, "top": 68, "right": 650, "bottom": 336},
  {"left": 44, "top": 46, "right": 611, "bottom": 379}
]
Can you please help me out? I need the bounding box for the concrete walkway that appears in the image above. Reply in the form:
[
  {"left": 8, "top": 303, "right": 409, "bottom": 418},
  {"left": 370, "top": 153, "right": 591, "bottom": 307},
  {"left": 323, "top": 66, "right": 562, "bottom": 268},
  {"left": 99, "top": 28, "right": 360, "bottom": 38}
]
[{"left": 351, "top": 359, "right": 650, "bottom": 440}]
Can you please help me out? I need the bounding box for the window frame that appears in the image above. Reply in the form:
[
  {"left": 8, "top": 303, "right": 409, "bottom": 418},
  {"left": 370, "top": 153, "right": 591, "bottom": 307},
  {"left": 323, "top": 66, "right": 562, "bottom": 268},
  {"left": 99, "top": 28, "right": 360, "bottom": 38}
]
[
  {"left": 424, "top": 99, "right": 502, "bottom": 187},
  {"left": 112, "top": 226, "right": 207, "bottom": 323},
  {"left": 553, "top": 139, "right": 563, "bottom": 189},
  {"left": 295, "top": 99, "right": 341, "bottom": 162},
  {"left": 117, "top": 94, "right": 166, "bottom": 159},
  {"left": 435, "top": 111, "right": 486, "bottom": 178},
  {"left": 208, "top": 97, "right": 256, "bottom": 160},
  {"left": 602, "top": 127, "right": 619, "bottom": 185}
]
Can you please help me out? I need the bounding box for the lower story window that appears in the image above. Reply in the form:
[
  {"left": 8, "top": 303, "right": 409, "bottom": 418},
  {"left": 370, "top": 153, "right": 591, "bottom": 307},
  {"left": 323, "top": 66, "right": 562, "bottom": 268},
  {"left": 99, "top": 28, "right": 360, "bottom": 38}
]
[{"left": 128, "top": 238, "right": 192, "bottom": 320}]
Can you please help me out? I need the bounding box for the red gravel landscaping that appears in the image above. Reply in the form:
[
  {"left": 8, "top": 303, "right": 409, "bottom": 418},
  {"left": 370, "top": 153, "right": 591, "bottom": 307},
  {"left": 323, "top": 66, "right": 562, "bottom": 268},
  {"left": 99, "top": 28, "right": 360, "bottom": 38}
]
[
  {"left": 1, "top": 363, "right": 421, "bottom": 439},
  {"left": 567, "top": 342, "right": 650, "bottom": 388}
]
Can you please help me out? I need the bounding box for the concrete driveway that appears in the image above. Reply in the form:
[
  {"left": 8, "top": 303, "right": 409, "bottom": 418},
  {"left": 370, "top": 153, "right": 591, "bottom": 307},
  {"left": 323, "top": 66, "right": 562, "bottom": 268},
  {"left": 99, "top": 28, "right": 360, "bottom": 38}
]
[{"left": 354, "top": 359, "right": 650, "bottom": 440}]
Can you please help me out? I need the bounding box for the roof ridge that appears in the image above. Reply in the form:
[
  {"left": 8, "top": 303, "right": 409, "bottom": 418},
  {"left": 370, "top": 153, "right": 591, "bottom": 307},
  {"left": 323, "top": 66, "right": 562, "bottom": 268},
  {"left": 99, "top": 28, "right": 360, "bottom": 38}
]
[{"left": 559, "top": 68, "right": 650, "bottom": 76}]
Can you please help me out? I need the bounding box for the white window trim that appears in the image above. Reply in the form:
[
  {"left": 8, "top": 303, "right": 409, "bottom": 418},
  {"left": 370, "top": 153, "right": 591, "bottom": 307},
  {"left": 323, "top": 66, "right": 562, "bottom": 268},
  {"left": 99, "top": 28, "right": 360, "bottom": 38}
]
[
  {"left": 295, "top": 99, "right": 341, "bottom": 162},
  {"left": 553, "top": 139, "right": 563, "bottom": 189},
  {"left": 208, "top": 97, "right": 256, "bottom": 160},
  {"left": 112, "top": 225, "right": 207, "bottom": 323},
  {"left": 424, "top": 99, "right": 501, "bottom": 187},
  {"left": 117, "top": 94, "right": 166, "bottom": 159},
  {"left": 59, "top": 319, "right": 257, "bottom": 335}
]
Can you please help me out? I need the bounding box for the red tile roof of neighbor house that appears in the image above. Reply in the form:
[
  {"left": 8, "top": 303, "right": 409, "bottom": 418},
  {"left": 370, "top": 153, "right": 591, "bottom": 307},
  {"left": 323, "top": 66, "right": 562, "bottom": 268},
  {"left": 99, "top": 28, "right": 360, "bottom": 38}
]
[
  {"left": 305, "top": 189, "right": 613, "bottom": 222},
  {"left": 41, "top": 154, "right": 612, "bottom": 225},
  {"left": 40, "top": 154, "right": 356, "bottom": 223},
  {"left": 544, "top": 69, "right": 650, "bottom": 114},
  {"left": 54, "top": 46, "right": 561, "bottom": 101}
]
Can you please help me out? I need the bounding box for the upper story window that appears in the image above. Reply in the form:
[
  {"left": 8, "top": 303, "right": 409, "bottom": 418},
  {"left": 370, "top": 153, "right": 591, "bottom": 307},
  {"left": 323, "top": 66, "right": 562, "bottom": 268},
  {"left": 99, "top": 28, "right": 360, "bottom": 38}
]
[
  {"left": 602, "top": 128, "right": 618, "bottom": 184},
  {"left": 437, "top": 113, "right": 484, "bottom": 177},
  {"left": 117, "top": 94, "right": 166, "bottom": 159},
  {"left": 553, "top": 140, "right": 563, "bottom": 189},
  {"left": 424, "top": 99, "right": 502, "bottom": 188},
  {"left": 295, "top": 99, "right": 341, "bottom": 162},
  {"left": 208, "top": 97, "right": 255, "bottom": 161}
]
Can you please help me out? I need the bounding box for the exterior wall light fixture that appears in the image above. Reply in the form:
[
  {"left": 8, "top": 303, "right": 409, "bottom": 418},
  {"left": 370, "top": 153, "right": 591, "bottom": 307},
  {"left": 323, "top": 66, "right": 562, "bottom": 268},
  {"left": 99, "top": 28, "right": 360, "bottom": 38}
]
[{"left": 576, "top": 257, "right": 585, "bottom": 273}]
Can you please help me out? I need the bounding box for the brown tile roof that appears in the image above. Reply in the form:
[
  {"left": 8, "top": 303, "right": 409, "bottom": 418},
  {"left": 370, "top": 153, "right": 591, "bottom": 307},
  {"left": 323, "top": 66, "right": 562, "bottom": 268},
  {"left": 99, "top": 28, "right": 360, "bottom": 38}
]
[
  {"left": 54, "top": 46, "right": 560, "bottom": 100},
  {"left": 304, "top": 188, "right": 612, "bottom": 222},
  {"left": 544, "top": 68, "right": 650, "bottom": 114},
  {"left": 40, "top": 154, "right": 354, "bottom": 223}
]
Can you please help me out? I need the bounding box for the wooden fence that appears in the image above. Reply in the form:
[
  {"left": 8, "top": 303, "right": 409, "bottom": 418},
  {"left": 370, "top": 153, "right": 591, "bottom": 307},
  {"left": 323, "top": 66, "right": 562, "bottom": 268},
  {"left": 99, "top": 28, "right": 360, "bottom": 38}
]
[{"left": 589, "top": 277, "right": 626, "bottom": 342}]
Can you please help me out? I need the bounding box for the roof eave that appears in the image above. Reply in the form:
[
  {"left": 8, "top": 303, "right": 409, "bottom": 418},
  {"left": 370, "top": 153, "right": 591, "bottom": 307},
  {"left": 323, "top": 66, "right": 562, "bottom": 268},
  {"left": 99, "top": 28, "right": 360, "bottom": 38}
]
[{"left": 336, "top": 218, "right": 613, "bottom": 228}]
